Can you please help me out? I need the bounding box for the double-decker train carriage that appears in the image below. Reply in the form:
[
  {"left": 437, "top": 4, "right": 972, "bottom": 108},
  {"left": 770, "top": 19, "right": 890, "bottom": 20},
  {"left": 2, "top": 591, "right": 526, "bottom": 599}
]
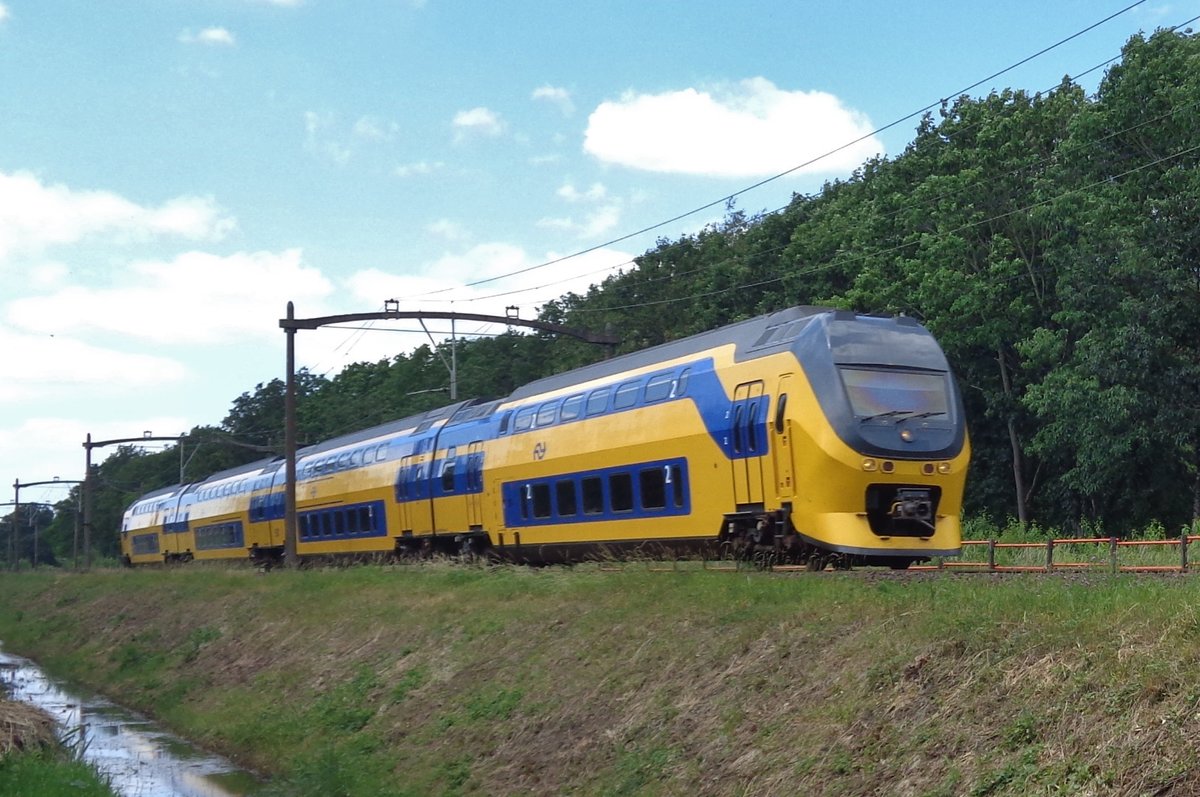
[{"left": 120, "top": 306, "right": 969, "bottom": 569}]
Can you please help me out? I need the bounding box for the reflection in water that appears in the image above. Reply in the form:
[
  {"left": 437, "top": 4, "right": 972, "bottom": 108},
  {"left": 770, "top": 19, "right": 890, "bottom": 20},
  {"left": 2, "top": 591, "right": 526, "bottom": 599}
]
[{"left": 0, "top": 646, "right": 262, "bottom": 797}]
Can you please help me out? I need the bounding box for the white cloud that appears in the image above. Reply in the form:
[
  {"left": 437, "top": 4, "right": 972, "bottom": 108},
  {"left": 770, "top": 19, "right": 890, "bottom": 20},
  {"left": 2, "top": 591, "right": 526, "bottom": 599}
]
[
  {"left": 532, "top": 85, "right": 574, "bottom": 116},
  {"left": 0, "top": 3, "right": 10, "bottom": 23},
  {"left": 297, "top": 244, "right": 633, "bottom": 374},
  {"left": 0, "top": 415, "right": 192, "bottom": 487},
  {"left": 540, "top": 182, "right": 619, "bottom": 238},
  {"left": 26, "top": 261, "right": 69, "bottom": 289},
  {"left": 584, "top": 77, "right": 883, "bottom": 177},
  {"left": 427, "top": 219, "right": 469, "bottom": 241},
  {"left": 556, "top": 182, "right": 607, "bottom": 203},
  {"left": 179, "top": 27, "right": 236, "bottom": 46},
  {"left": 395, "top": 160, "right": 443, "bottom": 177},
  {"left": 452, "top": 107, "right": 505, "bottom": 140},
  {"left": 303, "top": 111, "right": 352, "bottom": 164},
  {"left": 353, "top": 116, "right": 396, "bottom": 141},
  {"left": 6, "top": 249, "right": 333, "bottom": 345},
  {"left": 0, "top": 170, "right": 234, "bottom": 263},
  {"left": 537, "top": 205, "right": 622, "bottom": 239},
  {"left": 0, "top": 324, "right": 188, "bottom": 403}
]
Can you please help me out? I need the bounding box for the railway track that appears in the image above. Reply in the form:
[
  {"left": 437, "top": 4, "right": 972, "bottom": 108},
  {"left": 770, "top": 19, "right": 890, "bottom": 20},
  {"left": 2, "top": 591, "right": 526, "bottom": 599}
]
[{"left": 591, "top": 535, "right": 1200, "bottom": 576}]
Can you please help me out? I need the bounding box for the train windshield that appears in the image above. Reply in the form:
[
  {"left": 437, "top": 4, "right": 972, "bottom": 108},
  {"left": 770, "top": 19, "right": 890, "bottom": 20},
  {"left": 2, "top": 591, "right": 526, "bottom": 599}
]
[{"left": 839, "top": 367, "right": 950, "bottom": 420}]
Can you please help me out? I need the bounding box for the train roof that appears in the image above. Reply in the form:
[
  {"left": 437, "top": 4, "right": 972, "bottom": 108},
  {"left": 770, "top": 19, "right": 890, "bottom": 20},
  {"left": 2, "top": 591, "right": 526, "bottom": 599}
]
[
  {"left": 128, "top": 483, "right": 184, "bottom": 506},
  {"left": 508, "top": 306, "right": 843, "bottom": 400},
  {"left": 294, "top": 399, "right": 477, "bottom": 460}
]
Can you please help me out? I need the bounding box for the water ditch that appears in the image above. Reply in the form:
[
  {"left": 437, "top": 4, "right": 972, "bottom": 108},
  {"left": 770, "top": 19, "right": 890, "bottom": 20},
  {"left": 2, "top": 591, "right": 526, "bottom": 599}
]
[{"left": 0, "top": 644, "right": 264, "bottom": 797}]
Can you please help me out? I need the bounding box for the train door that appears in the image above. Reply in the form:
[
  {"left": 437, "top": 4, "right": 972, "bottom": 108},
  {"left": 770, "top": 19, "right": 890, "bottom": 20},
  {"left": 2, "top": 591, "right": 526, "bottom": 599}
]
[
  {"left": 466, "top": 441, "right": 484, "bottom": 529},
  {"left": 396, "top": 455, "right": 415, "bottom": 532},
  {"left": 771, "top": 374, "right": 796, "bottom": 499},
  {"left": 268, "top": 468, "right": 285, "bottom": 547},
  {"left": 730, "top": 381, "right": 766, "bottom": 507},
  {"left": 395, "top": 450, "right": 436, "bottom": 534}
]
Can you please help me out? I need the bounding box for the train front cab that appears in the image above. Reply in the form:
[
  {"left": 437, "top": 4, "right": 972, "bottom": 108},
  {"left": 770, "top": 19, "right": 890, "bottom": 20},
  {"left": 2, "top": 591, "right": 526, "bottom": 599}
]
[
  {"left": 771, "top": 313, "right": 970, "bottom": 567},
  {"left": 120, "top": 488, "right": 175, "bottom": 566}
]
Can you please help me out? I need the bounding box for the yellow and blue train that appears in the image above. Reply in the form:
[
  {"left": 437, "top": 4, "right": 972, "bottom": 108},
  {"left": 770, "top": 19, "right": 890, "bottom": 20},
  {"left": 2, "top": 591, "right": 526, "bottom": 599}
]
[{"left": 121, "top": 306, "right": 970, "bottom": 570}]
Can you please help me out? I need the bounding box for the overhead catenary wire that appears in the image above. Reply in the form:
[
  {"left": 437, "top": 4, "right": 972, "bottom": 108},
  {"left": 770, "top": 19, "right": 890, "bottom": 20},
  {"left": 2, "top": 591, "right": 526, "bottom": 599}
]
[
  {"left": 401, "top": 4, "right": 1167, "bottom": 317},
  {"left": 405, "top": 0, "right": 1149, "bottom": 302},
  {"left": 301, "top": 4, "right": 1184, "bottom": 379},
  {"left": 521, "top": 13, "right": 1200, "bottom": 314},
  {"left": 565, "top": 138, "right": 1200, "bottom": 315}
]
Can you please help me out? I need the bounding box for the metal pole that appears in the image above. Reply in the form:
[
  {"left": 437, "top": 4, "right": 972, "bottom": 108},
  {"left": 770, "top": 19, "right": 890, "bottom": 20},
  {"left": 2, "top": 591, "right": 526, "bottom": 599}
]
[
  {"left": 83, "top": 434, "right": 93, "bottom": 570},
  {"left": 73, "top": 491, "right": 81, "bottom": 570},
  {"left": 284, "top": 301, "right": 298, "bottom": 566},
  {"left": 11, "top": 480, "right": 19, "bottom": 571},
  {"left": 450, "top": 316, "right": 458, "bottom": 401}
]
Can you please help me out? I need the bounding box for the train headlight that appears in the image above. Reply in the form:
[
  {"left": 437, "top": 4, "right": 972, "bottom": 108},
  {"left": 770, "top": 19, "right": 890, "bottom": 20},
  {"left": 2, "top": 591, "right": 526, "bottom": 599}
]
[
  {"left": 899, "top": 428, "right": 915, "bottom": 442},
  {"left": 937, "top": 462, "right": 952, "bottom": 474},
  {"left": 862, "top": 458, "right": 878, "bottom": 472}
]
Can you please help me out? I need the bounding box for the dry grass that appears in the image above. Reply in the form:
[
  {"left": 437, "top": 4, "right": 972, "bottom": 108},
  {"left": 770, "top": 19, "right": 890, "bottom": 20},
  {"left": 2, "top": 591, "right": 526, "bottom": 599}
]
[{"left": 0, "top": 698, "right": 58, "bottom": 757}]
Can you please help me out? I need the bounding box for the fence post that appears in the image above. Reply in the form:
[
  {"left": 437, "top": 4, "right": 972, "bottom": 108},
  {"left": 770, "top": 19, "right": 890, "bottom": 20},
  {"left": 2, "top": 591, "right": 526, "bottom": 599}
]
[
  {"left": 987, "top": 539, "right": 996, "bottom": 571},
  {"left": 1110, "top": 537, "right": 1119, "bottom": 574},
  {"left": 1045, "top": 538, "right": 1054, "bottom": 572},
  {"left": 1182, "top": 534, "right": 1190, "bottom": 573}
]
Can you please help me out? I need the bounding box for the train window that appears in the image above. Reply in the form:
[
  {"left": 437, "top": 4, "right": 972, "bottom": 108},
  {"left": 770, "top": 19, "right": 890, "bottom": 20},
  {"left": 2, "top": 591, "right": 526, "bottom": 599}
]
[
  {"left": 359, "top": 506, "right": 373, "bottom": 533},
  {"left": 521, "top": 484, "right": 531, "bottom": 520},
  {"left": 346, "top": 509, "right": 360, "bottom": 534},
  {"left": 639, "top": 468, "right": 666, "bottom": 510},
  {"left": 499, "top": 411, "right": 513, "bottom": 434},
  {"left": 322, "top": 513, "right": 334, "bottom": 537},
  {"left": 442, "top": 459, "right": 456, "bottom": 492},
  {"left": 674, "top": 369, "right": 690, "bottom": 397},
  {"left": 644, "top": 374, "right": 674, "bottom": 403},
  {"left": 467, "top": 453, "right": 483, "bottom": 491},
  {"left": 536, "top": 401, "right": 558, "bottom": 427},
  {"left": 514, "top": 408, "right": 535, "bottom": 432},
  {"left": 840, "top": 368, "right": 950, "bottom": 419},
  {"left": 333, "top": 511, "right": 345, "bottom": 536},
  {"left": 670, "top": 465, "right": 685, "bottom": 508},
  {"left": 613, "top": 381, "right": 640, "bottom": 410},
  {"left": 586, "top": 388, "right": 610, "bottom": 416},
  {"left": 299, "top": 515, "right": 311, "bottom": 539},
  {"left": 532, "top": 484, "right": 552, "bottom": 518},
  {"left": 560, "top": 395, "right": 584, "bottom": 421},
  {"left": 774, "top": 394, "right": 788, "bottom": 433},
  {"left": 556, "top": 480, "right": 577, "bottom": 516},
  {"left": 610, "top": 473, "right": 633, "bottom": 512},
  {"left": 582, "top": 477, "right": 604, "bottom": 514},
  {"left": 732, "top": 405, "right": 744, "bottom": 453},
  {"left": 747, "top": 402, "right": 759, "bottom": 452}
]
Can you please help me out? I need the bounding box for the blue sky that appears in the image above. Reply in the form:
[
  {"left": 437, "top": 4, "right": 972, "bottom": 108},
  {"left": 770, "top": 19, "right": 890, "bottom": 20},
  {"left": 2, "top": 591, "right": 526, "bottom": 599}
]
[{"left": 1, "top": 0, "right": 1195, "bottom": 503}]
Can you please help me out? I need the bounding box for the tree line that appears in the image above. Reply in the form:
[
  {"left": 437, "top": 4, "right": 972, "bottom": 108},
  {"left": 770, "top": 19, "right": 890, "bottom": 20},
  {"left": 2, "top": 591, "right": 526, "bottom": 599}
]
[{"left": 8, "top": 29, "right": 1198, "bottom": 566}]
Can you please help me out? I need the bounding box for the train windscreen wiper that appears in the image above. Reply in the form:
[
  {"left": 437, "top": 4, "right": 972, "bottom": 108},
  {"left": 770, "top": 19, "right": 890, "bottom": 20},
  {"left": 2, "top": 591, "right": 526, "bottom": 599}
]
[{"left": 858, "top": 410, "right": 915, "bottom": 423}]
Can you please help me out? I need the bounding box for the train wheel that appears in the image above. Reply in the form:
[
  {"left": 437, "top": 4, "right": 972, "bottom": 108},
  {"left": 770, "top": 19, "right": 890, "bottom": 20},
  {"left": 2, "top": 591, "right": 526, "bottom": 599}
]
[{"left": 805, "top": 554, "right": 827, "bottom": 572}]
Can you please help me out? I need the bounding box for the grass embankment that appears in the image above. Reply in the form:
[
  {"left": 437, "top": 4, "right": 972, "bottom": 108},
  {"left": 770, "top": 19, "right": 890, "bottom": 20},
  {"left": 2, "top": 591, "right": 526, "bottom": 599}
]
[
  {"left": 0, "top": 698, "right": 116, "bottom": 796},
  {"left": 1, "top": 565, "right": 1200, "bottom": 795}
]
